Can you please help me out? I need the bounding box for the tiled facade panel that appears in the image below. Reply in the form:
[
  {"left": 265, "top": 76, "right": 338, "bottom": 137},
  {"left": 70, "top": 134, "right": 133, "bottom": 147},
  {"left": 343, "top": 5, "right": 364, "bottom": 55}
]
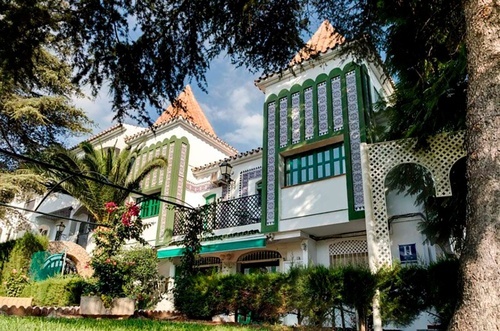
[
  {"left": 266, "top": 102, "right": 276, "bottom": 226},
  {"left": 346, "top": 71, "right": 365, "bottom": 211}
]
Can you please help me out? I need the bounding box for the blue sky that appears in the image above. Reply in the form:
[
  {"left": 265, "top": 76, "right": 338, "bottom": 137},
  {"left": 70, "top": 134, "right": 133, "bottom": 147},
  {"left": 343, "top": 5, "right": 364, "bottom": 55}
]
[{"left": 73, "top": 56, "right": 265, "bottom": 153}]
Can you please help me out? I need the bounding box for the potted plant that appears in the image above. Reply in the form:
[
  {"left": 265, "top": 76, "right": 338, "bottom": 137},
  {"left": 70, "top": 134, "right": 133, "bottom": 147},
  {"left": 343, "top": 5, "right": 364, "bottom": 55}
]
[{"left": 81, "top": 201, "right": 149, "bottom": 317}]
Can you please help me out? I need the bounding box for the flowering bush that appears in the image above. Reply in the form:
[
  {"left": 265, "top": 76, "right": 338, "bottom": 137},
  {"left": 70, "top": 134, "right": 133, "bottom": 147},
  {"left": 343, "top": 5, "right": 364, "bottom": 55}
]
[{"left": 89, "top": 201, "right": 149, "bottom": 305}]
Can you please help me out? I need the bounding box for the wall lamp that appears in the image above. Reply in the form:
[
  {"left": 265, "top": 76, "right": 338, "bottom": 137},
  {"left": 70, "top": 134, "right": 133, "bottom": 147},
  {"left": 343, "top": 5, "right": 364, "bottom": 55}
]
[{"left": 219, "top": 160, "right": 233, "bottom": 184}]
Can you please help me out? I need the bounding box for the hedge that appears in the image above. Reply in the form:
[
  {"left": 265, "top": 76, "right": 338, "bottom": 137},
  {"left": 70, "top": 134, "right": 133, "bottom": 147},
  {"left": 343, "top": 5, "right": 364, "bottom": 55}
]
[
  {"left": 21, "top": 275, "right": 90, "bottom": 307},
  {"left": 174, "top": 260, "right": 458, "bottom": 328}
]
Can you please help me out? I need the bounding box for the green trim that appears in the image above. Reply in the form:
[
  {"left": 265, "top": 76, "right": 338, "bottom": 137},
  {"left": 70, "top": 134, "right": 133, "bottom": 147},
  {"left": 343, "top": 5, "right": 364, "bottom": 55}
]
[
  {"left": 157, "top": 238, "right": 267, "bottom": 259},
  {"left": 341, "top": 63, "right": 366, "bottom": 220},
  {"left": 155, "top": 137, "right": 190, "bottom": 246}
]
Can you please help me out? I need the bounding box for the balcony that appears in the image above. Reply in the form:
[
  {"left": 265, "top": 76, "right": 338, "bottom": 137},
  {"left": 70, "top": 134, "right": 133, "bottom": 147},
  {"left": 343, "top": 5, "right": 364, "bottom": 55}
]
[{"left": 173, "top": 194, "right": 261, "bottom": 235}]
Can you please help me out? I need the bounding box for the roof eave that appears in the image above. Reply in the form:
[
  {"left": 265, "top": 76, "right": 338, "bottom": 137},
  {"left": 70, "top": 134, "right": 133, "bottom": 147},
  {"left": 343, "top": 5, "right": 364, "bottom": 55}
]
[{"left": 254, "top": 45, "right": 345, "bottom": 92}]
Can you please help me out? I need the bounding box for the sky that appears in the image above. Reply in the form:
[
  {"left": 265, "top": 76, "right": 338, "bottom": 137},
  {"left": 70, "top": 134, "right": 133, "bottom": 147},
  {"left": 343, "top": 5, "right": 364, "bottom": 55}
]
[{"left": 72, "top": 56, "right": 265, "bottom": 154}]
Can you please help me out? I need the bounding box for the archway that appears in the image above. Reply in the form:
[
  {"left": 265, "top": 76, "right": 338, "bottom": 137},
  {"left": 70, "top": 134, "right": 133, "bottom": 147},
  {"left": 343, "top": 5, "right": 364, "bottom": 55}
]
[
  {"left": 48, "top": 241, "right": 93, "bottom": 278},
  {"left": 362, "top": 132, "right": 466, "bottom": 269}
]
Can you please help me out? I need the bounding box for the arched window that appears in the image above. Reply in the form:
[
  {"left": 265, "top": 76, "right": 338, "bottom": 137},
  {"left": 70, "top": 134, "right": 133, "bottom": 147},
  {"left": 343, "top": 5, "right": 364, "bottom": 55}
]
[
  {"left": 237, "top": 250, "right": 282, "bottom": 274},
  {"left": 38, "top": 224, "right": 50, "bottom": 237},
  {"left": 195, "top": 256, "right": 221, "bottom": 274}
]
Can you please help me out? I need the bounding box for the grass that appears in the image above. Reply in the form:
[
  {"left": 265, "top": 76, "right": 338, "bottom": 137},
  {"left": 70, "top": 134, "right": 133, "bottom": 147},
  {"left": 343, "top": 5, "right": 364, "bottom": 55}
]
[{"left": 0, "top": 316, "right": 285, "bottom": 331}]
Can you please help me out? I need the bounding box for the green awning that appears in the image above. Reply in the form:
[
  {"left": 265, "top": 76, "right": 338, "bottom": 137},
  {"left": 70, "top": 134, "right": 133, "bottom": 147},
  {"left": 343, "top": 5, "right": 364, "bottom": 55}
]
[{"left": 157, "top": 237, "right": 266, "bottom": 259}]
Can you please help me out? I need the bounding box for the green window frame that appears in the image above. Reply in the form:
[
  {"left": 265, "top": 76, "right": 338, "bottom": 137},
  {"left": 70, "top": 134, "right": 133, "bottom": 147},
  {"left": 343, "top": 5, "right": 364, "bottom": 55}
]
[
  {"left": 285, "top": 143, "right": 346, "bottom": 186},
  {"left": 139, "top": 194, "right": 161, "bottom": 218}
]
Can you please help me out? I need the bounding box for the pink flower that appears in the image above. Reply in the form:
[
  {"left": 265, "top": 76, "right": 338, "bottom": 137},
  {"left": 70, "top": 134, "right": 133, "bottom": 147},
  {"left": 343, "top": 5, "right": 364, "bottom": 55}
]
[
  {"left": 121, "top": 213, "right": 131, "bottom": 226},
  {"left": 125, "top": 202, "right": 140, "bottom": 217},
  {"left": 105, "top": 202, "right": 118, "bottom": 213}
]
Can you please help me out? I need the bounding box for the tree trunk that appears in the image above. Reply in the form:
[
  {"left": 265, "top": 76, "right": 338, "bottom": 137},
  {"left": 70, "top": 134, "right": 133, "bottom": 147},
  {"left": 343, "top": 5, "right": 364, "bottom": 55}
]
[{"left": 448, "top": 0, "right": 500, "bottom": 330}]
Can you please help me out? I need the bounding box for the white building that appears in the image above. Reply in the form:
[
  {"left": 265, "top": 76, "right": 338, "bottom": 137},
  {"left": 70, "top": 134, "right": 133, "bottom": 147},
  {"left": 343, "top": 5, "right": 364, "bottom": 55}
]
[{"left": 1, "top": 20, "right": 465, "bottom": 331}]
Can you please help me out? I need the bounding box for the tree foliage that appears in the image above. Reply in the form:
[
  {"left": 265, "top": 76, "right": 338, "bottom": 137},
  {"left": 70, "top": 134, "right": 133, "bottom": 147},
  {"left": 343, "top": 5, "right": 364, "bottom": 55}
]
[
  {"left": 1, "top": 0, "right": 307, "bottom": 124},
  {"left": 36, "top": 141, "right": 167, "bottom": 223}
]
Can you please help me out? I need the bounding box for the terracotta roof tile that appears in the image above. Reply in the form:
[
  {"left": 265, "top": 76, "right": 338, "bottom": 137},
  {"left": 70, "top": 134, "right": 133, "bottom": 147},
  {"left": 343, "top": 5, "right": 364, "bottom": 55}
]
[
  {"left": 192, "top": 147, "right": 263, "bottom": 172},
  {"left": 289, "top": 20, "right": 345, "bottom": 66},
  {"left": 154, "top": 85, "right": 215, "bottom": 135}
]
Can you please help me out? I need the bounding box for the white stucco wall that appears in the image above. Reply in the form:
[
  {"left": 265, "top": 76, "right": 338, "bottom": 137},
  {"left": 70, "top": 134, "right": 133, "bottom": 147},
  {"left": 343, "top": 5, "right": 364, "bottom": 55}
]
[{"left": 280, "top": 175, "right": 349, "bottom": 232}]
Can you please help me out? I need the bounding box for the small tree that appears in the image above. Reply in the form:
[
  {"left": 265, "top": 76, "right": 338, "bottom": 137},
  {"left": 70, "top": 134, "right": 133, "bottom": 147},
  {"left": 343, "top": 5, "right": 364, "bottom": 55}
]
[{"left": 341, "top": 266, "right": 378, "bottom": 331}]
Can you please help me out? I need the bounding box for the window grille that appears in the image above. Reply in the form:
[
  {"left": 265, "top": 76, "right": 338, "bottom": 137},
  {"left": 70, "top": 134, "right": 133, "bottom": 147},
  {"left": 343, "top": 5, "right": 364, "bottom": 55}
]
[
  {"left": 195, "top": 257, "right": 221, "bottom": 266},
  {"left": 238, "top": 250, "right": 282, "bottom": 262}
]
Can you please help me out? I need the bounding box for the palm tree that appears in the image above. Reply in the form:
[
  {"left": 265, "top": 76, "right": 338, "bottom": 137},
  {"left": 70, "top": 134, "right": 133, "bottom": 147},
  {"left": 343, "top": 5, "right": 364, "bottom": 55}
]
[{"left": 40, "top": 141, "right": 167, "bottom": 224}]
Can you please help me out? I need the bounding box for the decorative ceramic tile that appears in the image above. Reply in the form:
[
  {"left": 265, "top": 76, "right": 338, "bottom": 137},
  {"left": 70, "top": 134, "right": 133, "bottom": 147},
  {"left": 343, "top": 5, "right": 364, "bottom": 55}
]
[
  {"left": 304, "top": 87, "right": 314, "bottom": 140},
  {"left": 291, "top": 93, "right": 301, "bottom": 144},
  {"left": 317, "top": 82, "right": 328, "bottom": 136},
  {"left": 186, "top": 181, "right": 217, "bottom": 192},
  {"left": 176, "top": 143, "right": 187, "bottom": 200},
  {"left": 239, "top": 167, "right": 263, "bottom": 197},
  {"left": 279, "top": 97, "right": 288, "bottom": 148},
  {"left": 331, "top": 76, "right": 343, "bottom": 131},
  {"left": 266, "top": 102, "right": 276, "bottom": 226},
  {"left": 346, "top": 71, "right": 364, "bottom": 211}
]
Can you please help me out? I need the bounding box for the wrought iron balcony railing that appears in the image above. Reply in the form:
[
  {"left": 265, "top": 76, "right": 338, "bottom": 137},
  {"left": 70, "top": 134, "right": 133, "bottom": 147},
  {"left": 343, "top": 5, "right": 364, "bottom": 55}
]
[{"left": 173, "top": 194, "right": 261, "bottom": 235}]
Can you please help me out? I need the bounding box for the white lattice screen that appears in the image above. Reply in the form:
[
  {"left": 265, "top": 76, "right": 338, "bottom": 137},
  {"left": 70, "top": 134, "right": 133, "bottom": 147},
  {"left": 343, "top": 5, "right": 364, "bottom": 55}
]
[
  {"left": 329, "top": 240, "right": 369, "bottom": 267},
  {"left": 329, "top": 240, "right": 368, "bottom": 255},
  {"left": 364, "top": 132, "right": 466, "bottom": 269}
]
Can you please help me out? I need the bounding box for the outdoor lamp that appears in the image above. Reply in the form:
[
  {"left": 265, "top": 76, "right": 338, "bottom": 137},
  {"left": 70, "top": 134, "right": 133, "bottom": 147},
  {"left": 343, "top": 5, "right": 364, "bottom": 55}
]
[
  {"left": 56, "top": 221, "right": 66, "bottom": 233},
  {"left": 55, "top": 221, "right": 66, "bottom": 241},
  {"left": 219, "top": 160, "right": 233, "bottom": 183}
]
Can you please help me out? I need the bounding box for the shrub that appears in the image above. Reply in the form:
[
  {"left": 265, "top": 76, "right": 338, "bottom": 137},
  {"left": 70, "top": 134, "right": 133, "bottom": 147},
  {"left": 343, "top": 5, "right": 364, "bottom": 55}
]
[
  {"left": 379, "top": 263, "right": 428, "bottom": 327},
  {"left": 21, "top": 275, "right": 89, "bottom": 306},
  {"left": 340, "top": 265, "right": 378, "bottom": 330},
  {"left": 0, "top": 239, "right": 16, "bottom": 277},
  {"left": 426, "top": 258, "right": 459, "bottom": 328},
  {"left": 0, "top": 232, "right": 48, "bottom": 295},
  {"left": 174, "top": 271, "right": 288, "bottom": 322},
  {"left": 174, "top": 271, "right": 220, "bottom": 320},
  {"left": 121, "top": 246, "right": 164, "bottom": 309}
]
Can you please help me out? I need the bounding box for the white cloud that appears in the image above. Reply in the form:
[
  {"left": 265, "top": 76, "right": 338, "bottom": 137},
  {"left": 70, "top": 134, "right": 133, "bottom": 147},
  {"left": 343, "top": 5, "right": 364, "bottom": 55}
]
[{"left": 193, "top": 60, "right": 265, "bottom": 152}]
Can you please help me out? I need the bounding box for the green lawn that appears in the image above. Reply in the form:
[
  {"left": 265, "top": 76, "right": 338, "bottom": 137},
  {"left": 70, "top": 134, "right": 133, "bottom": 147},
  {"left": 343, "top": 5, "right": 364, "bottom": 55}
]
[{"left": 0, "top": 316, "right": 282, "bottom": 331}]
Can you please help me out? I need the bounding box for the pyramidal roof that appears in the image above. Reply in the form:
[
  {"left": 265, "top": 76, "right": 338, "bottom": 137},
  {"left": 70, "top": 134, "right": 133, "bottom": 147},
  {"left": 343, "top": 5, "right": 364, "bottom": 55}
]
[
  {"left": 289, "top": 20, "right": 345, "bottom": 66},
  {"left": 154, "top": 85, "right": 215, "bottom": 135}
]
